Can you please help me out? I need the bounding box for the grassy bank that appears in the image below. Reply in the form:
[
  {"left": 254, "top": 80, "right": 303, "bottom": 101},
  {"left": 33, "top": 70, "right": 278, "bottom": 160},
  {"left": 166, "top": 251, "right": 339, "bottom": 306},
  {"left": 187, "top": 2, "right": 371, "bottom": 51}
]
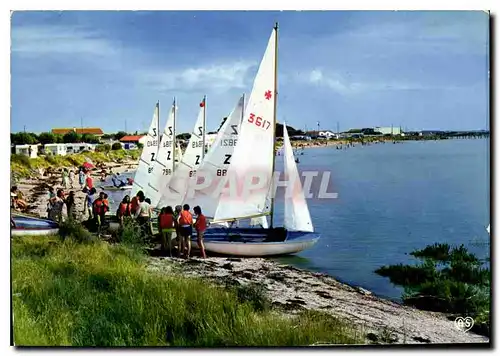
[
  {"left": 11, "top": 235, "right": 363, "bottom": 346},
  {"left": 10, "top": 149, "right": 141, "bottom": 179}
]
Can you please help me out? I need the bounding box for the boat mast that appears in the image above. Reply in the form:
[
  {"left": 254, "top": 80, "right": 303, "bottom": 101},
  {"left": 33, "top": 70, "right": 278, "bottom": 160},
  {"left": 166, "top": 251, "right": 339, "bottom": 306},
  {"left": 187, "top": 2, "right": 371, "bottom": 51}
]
[
  {"left": 270, "top": 22, "right": 279, "bottom": 229},
  {"left": 241, "top": 93, "right": 245, "bottom": 124},
  {"left": 157, "top": 100, "right": 160, "bottom": 141},
  {"left": 202, "top": 95, "right": 207, "bottom": 159},
  {"left": 172, "top": 97, "right": 176, "bottom": 173}
]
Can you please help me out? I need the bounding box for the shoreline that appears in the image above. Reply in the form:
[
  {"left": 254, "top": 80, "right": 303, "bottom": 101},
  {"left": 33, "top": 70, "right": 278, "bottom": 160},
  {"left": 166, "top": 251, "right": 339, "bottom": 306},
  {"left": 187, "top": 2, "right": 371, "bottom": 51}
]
[
  {"left": 147, "top": 255, "right": 488, "bottom": 344},
  {"left": 11, "top": 155, "right": 489, "bottom": 345},
  {"left": 13, "top": 159, "right": 138, "bottom": 220}
]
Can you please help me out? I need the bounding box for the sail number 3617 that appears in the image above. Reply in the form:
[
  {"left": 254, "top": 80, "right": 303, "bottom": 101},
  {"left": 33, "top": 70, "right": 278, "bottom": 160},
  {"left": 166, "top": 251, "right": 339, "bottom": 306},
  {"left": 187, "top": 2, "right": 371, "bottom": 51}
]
[{"left": 248, "top": 113, "right": 271, "bottom": 130}]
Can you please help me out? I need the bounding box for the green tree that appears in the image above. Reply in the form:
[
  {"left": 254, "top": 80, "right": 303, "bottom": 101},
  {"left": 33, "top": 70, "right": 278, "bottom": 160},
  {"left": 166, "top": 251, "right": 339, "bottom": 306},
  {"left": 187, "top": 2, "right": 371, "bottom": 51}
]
[
  {"left": 114, "top": 131, "right": 128, "bottom": 140},
  {"left": 111, "top": 142, "right": 123, "bottom": 150},
  {"left": 176, "top": 133, "right": 191, "bottom": 140},
  {"left": 54, "top": 134, "right": 64, "bottom": 143},
  {"left": 11, "top": 132, "right": 37, "bottom": 145},
  {"left": 63, "top": 131, "right": 82, "bottom": 143},
  {"left": 81, "top": 134, "right": 100, "bottom": 144},
  {"left": 38, "top": 132, "right": 57, "bottom": 145}
]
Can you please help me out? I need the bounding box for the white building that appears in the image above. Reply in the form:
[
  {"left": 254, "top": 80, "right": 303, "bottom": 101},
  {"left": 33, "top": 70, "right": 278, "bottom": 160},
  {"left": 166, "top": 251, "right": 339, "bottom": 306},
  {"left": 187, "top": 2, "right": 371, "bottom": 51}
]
[
  {"left": 374, "top": 127, "right": 402, "bottom": 135},
  {"left": 65, "top": 143, "right": 96, "bottom": 154},
  {"left": 319, "top": 130, "right": 338, "bottom": 139},
  {"left": 15, "top": 144, "right": 38, "bottom": 158},
  {"left": 44, "top": 143, "right": 67, "bottom": 156}
]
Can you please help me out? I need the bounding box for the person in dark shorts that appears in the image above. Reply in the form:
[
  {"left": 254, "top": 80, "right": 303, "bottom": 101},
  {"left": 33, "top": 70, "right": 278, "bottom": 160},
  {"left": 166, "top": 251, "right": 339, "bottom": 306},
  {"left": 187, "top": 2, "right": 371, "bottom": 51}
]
[{"left": 177, "top": 204, "right": 193, "bottom": 259}]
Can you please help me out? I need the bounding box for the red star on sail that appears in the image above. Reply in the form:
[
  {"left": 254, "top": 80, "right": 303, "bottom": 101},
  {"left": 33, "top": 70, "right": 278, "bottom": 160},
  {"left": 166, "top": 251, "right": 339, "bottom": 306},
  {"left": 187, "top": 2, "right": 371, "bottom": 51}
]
[
  {"left": 264, "top": 90, "right": 272, "bottom": 100},
  {"left": 199, "top": 99, "right": 205, "bottom": 107}
]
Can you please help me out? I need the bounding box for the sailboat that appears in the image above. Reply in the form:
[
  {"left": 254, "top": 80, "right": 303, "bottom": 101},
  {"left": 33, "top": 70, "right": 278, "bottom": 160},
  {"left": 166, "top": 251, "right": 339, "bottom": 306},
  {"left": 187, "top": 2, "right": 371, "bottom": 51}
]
[
  {"left": 200, "top": 23, "right": 320, "bottom": 256},
  {"left": 182, "top": 94, "right": 244, "bottom": 218},
  {"left": 130, "top": 102, "right": 161, "bottom": 199},
  {"left": 102, "top": 103, "right": 160, "bottom": 193},
  {"left": 157, "top": 97, "right": 207, "bottom": 209},
  {"left": 146, "top": 99, "right": 177, "bottom": 207},
  {"left": 487, "top": 224, "right": 490, "bottom": 235}
]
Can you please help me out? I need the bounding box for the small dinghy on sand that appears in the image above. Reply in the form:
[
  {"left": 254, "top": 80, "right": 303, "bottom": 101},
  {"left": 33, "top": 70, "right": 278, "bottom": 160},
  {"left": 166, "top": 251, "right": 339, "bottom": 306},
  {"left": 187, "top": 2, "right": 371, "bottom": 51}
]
[
  {"left": 100, "top": 185, "right": 132, "bottom": 192},
  {"left": 11, "top": 213, "right": 59, "bottom": 236}
]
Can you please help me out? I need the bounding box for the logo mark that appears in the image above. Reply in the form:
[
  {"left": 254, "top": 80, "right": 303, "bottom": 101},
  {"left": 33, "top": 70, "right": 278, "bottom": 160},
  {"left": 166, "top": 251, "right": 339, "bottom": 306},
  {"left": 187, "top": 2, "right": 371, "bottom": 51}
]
[{"left": 454, "top": 317, "right": 474, "bottom": 332}]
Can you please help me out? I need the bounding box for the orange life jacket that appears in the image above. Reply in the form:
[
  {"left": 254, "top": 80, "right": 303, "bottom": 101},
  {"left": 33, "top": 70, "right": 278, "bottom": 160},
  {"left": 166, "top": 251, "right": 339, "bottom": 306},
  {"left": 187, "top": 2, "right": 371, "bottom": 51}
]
[{"left": 178, "top": 210, "right": 193, "bottom": 226}]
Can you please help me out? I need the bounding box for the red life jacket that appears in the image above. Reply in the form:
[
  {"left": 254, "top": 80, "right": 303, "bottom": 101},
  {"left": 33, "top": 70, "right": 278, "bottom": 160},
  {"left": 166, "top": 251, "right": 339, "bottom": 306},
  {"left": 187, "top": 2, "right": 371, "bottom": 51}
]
[
  {"left": 159, "top": 213, "right": 175, "bottom": 229},
  {"left": 118, "top": 202, "right": 131, "bottom": 217},
  {"left": 93, "top": 199, "right": 107, "bottom": 215}
]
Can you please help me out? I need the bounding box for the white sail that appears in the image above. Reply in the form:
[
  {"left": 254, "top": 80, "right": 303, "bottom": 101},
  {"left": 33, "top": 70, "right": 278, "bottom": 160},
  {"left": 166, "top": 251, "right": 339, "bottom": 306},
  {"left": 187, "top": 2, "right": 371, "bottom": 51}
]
[
  {"left": 213, "top": 29, "right": 276, "bottom": 222},
  {"left": 157, "top": 98, "right": 206, "bottom": 208},
  {"left": 283, "top": 123, "right": 313, "bottom": 232},
  {"left": 131, "top": 103, "right": 160, "bottom": 199},
  {"left": 183, "top": 95, "right": 244, "bottom": 218},
  {"left": 147, "top": 101, "right": 176, "bottom": 207},
  {"left": 174, "top": 141, "right": 183, "bottom": 169}
]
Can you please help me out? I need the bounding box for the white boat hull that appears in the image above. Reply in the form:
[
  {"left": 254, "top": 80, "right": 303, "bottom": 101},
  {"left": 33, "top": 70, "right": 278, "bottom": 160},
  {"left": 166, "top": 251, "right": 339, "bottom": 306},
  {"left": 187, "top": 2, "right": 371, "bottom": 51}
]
[
  {"left": 203, "top": 237, "right": 319, "bottom": 256},
  {"left": 100, "top": 185, "right": 132, "bottom": 191},
  {"left": 11, "top": 228, "right": 59, "bottom": 237}
]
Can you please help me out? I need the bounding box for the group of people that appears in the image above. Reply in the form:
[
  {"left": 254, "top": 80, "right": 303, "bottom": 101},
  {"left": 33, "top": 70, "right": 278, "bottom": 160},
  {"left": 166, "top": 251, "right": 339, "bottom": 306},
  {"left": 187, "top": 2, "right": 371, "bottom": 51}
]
[
  {"left": 46, "top": 187, "right": 76, "bottom": 223},
  {"left": 116, "top": 191, "right": 208, "bottom": 259}
]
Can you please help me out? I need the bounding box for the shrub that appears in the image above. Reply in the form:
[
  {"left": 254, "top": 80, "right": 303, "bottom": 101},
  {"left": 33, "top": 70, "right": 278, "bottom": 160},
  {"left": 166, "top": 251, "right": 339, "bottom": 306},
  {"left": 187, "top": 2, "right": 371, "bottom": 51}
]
[
  {"left": 118, "top": 219, "right": 144, "bottom": 247},
  {"left": 95, "top": 144, "right": 111, "bottom": 153},
  {"left": 232, "top": 282, "right": 271, "bottom": 312},
  {"left": 58, "top": 219, "right": 95, "bottom": 244},
  {"left": 111, "top": 142, "right": 123, "bottom": 151},
  {"left": 11, "top": 154, "right": 31, "bottom": 168},
  {"left": 375, "top": 243, "right": 490, "bottom": 337}
]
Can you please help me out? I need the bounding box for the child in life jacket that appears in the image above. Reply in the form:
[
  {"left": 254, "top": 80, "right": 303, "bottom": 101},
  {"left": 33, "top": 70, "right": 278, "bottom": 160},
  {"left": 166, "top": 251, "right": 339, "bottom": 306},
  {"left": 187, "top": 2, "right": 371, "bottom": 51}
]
[
  {"left": 178, "top": 204, "right": 193, "bottom": 259},
  {"left": 117, "top": 195, "right": 131, "bottom": 227},
  {"left": 193, "top": 205, "right": 207, "bottom": 259},
  {"left": 158, "top": 206, "right": 176, "bottom": 256},
  {"left": 93, "top": 192, "right": 109, "bottom": 233}
]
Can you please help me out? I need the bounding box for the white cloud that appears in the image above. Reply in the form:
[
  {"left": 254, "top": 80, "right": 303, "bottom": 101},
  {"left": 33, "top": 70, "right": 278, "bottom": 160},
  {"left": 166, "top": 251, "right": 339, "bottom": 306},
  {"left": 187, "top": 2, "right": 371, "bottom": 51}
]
[
  {"left": 139, "top": 61, "right": 257, "bottom": 93},
  {"left": 11, "top": 23, "right": 257, "bottom": 94},
  {"left": 306, "top": 68, "right": 430, "bottom": 94},
  {"left": 11, "top": 25, "right": 118, "bottom": 57}
]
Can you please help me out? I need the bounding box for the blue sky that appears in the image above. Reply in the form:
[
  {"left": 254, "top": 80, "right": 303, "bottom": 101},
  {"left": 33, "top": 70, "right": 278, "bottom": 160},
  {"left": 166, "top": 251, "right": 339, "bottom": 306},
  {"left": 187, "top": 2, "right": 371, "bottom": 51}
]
[{"left": 10, "top": 10, "right": 489, "bottom": 134}]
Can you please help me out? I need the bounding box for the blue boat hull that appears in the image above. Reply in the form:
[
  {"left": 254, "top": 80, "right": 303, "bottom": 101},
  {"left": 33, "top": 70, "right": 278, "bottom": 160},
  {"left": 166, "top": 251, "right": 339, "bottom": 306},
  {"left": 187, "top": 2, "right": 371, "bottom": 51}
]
[
  {"left": 198, "top": 227, "right": 320, "bottom": 256},
  {"left": 11, "top": 213, "right": 59, "bottom": 236}
]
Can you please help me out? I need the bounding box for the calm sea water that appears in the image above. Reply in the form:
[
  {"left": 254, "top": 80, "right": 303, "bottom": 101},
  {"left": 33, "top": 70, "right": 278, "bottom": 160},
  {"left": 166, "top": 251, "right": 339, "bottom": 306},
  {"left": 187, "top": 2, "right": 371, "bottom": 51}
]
[
  {"left": 274, "top": 139, "right": 490, "bottom": 301},
  {"left": 104, "top": 139, "right": 490, "bottom": 301}
]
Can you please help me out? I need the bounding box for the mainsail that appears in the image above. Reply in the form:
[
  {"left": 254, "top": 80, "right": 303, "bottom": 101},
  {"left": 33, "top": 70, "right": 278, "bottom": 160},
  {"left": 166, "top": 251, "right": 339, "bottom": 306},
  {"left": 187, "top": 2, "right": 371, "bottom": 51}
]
[
  {"left": 147, "top": 100, "right": 176, "bottom": 207},
  {"left": 212, "top": 28, "right": 277, "bottom": 223},
  {"left": 183, "top": 95, "right": 245, "bottom": 218},
  {"left": 157, "top": 98, "right": 206, "bottom": 208},
  {"left": 282, "top": 122, "right": 313, "bottom": 232},
  {"left": 131, "top": 103, "right": 160, "bottom": 199}
]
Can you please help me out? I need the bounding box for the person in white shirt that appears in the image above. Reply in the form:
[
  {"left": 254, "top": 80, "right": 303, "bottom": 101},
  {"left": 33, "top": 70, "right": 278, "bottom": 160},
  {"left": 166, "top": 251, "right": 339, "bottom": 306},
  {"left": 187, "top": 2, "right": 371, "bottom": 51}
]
[{"left": 135, "top": 196, "right": 152, "bottom": 236}]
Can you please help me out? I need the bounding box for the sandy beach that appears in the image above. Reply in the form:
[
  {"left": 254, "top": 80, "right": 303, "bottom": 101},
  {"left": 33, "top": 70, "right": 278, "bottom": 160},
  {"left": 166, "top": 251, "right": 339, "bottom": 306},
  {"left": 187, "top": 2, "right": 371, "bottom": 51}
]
[{"left": 13, "top": 160, "right": 138, "bottom": 220}]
